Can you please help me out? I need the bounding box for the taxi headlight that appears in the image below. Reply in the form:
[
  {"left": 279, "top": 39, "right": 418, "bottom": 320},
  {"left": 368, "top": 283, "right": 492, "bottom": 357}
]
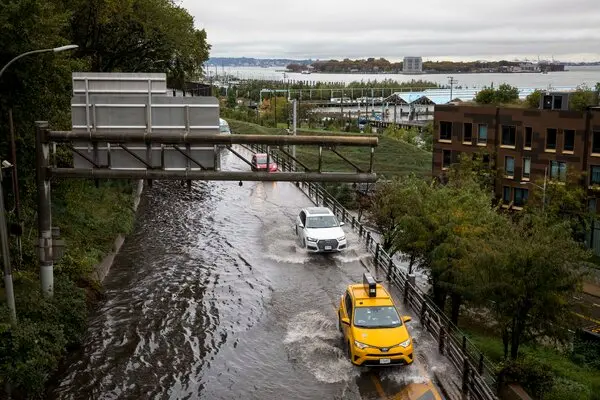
[
  {"left": 354, "top": 340, "right": 369, "bottom": 350},
  {"left": 399, "top": 339, "right": 411, "bottom": 348}
]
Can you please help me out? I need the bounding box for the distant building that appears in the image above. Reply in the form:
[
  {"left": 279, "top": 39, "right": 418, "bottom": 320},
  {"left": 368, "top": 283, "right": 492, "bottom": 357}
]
[
  {"left": 432, "top": 104, "right": 600, "bottom": 213},
  {"left": 403, "top": 57, "right": 423, "bottom": 74}
]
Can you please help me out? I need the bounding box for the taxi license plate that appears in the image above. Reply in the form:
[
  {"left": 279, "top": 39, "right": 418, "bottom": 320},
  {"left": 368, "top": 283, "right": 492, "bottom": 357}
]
[
  {"left": 325, "top": 245, "right": 332, "bottom": 250},
  {"left": 379, "top": 358, "right": 391, "bottom": 364}
]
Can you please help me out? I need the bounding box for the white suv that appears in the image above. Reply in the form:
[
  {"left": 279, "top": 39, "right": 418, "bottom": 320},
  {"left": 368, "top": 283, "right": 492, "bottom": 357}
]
[{"left": 295, "top": 207, "right": 347, "bottom": 252}]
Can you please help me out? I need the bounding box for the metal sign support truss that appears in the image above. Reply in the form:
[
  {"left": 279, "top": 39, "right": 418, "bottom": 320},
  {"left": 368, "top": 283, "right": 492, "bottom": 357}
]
[{"left": 35, "top": 121, "right": 378, "bottom": 297}]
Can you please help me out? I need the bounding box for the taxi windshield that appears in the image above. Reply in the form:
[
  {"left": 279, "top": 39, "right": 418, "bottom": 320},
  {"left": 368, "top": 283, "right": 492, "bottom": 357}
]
[
  {"left": 306, "top": 215, "right": 339, "bottom": 228},
  {"left": 353, "top": 306, "right": 402, "bottom": 328}
]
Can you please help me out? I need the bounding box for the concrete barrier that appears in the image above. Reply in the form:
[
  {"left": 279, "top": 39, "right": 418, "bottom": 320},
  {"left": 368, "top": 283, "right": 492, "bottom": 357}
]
[{"left": 91, "top": 180, "right": 144, "bottom": 284}]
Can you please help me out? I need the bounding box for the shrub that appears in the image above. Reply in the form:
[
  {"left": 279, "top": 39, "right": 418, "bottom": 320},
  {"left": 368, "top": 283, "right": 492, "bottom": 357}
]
[{"left": 0, "top": 277, "right": 87, "bottom": 397}]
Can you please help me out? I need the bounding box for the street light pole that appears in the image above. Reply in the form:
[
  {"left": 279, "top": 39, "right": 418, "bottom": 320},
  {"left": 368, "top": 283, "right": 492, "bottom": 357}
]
[
  {"left": 0, "top": 44, "right": 78, "bottom": 304},
  {"left": 0, "top": 45, "right": 78, "bottom": 81},
  {"left": 0, "top": 162, "right": 16, "bottom": 324},
  {"left": 520, "top": 166, "right": 548, "bottom": 213}
]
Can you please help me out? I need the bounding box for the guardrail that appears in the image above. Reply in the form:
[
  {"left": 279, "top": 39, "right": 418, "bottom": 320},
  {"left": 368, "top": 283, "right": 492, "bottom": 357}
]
[{"left": 241, "top": 143, "right": 500, "bottom": 400}]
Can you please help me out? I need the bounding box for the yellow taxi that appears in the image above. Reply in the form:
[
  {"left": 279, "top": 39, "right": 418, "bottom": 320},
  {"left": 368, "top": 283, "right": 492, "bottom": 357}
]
[{"left": 338, "top": 273, "right": 414, "bottom": 366}]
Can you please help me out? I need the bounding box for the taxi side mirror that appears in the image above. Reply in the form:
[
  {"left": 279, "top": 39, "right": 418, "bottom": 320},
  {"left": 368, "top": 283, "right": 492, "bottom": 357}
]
[
  {"left": 341, "top": 317, "right": 350, "bottom": 325},
  {"left": 402, "top": 316, "right": 412, "bottom": 323}
]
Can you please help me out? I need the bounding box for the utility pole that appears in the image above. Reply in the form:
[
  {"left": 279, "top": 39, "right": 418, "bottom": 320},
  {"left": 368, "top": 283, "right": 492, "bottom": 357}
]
[
  {"left": 292, "top": 99, "right": 297, "bottom": 171},
  {"left": 36, "top": 121, "right": 54, "bottom": 297},
  {"left": 0, "top": 160, "right": 16, "bottom": 324},
  {"left": 448, "top": 76, "right": 458, "bottom": 102}
]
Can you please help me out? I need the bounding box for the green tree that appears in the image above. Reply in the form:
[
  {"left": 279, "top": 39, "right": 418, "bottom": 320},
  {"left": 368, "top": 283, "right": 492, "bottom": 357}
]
[
  {"left": 226, "top": 88, "right": 237, "bottom": 109},
  {"left": 475, "top": 84, "right": 520, "bottom": 105},
  {"left": 569, "top": 84, "right": 599, "bottom": 111},
  {"left": 525, "top": 89, "right": 543, "bottom": 108},
  {"left": 475, "top": 213, "right": 589, "bottom": 359},
  {"left": 525, "top": 171, "right": 592, "bottom": 243},
  {"left": 68, "top": 0, "right": 210, "bottom": 88},
  {"left": 474, "top": 87, "right": 497, "bottom": 104}
]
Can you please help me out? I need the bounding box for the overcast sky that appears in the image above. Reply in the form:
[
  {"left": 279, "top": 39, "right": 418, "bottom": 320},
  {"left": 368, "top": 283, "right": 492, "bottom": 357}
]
[{"left": 182, "top": 0, "right": 600, "bottom": 61}]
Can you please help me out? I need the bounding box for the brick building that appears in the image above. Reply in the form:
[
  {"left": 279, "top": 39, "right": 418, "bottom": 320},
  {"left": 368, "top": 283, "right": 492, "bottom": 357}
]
[{"left": 432, "top": 105, "right": 600, "bottom": 211}]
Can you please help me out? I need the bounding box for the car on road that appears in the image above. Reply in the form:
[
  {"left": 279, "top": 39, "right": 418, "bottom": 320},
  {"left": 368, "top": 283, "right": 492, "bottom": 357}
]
[
  {"left": 219, "top": 118, "right": 231, "bottom": 135},
  {"left": 218, "top": 118, "right": 231, "bottom": 148},
  {"left": 295, "top": 207, "right": 347, "bottom": 252},
  {"left": 338, "top": 273, "right": 414, "bottom": 366},
  {"left": 251, "top": 153, "right": 278, "bottom": 172}
]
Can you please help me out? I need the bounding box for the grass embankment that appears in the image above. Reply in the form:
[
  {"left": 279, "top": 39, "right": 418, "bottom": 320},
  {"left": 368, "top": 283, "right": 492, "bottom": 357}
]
[
  {"left": 0, "top": 179, "right": 137, "bottom": 397},
  {"left": 228, "top": 120, "right": 432, "bottom": 178},
  {"left": 459, "top": 314, "right": 600, "bottom": 400}
]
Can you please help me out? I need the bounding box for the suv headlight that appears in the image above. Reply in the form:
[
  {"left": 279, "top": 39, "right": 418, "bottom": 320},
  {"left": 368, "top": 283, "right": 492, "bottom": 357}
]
[
  {"left": 306, "top": 237, "right": 317, "bottom": 242},
  {"left": 354, "top": 340, "right": 369, "bottom": 349},
  {"left": 337, "top": 236, "right": 346, "bottom": 241},
  {"left": 399, "top": 339, "right": 411, "bottom": 348}
]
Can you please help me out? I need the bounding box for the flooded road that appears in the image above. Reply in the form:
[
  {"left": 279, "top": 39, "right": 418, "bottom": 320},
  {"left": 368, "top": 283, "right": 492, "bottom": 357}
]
[{"left": 50, "top": 148, "right": 446, "bottom": 400}]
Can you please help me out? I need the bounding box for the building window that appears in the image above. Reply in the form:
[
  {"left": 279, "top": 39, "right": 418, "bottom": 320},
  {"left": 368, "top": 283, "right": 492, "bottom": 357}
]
[
  {"left": 524, "top": 127, "right": 533, "bottom": 149},
  {"left": 514, "top": 188, "right": 529, "bottom": 206},
  {"left": 553, "top": 96, "right": 563, "bottom": 109},
  {"left": 550, "top": 161, "right": 567, "bottom": 181},
  {"left": 591, "top": 166, "right": 600, "bottom": 185},
  {"left": 589, "top": 198, "right": 597, "bottom": 213},
  {"left": 463, "top": 123, "right": 472, "bottom": 143},
  {"left": 546, "top": 128, "right": 557, "bottom": 150},
  {"left": 505, "top": 156, "right": 515, "bottom": 177},
  {"left": 440, "top": 121, "right": 452, "bottom": 141},
  {"left": 503, "top": 186, "right": 512, "bottom": 203},
  {"left": 564, "top": 129, "right": 575, "bottom": 152},
  {"left": 478, "top": 124, "right": 488, "bottom": 143},
  {"left": 442, "top": 150, "right": 451, "bottom": 169},
  {"left": 593, "top": 131, "right": 600, "bottom": 154},
  {"left": 523, "top": 157, "right": 531, "bottom": 179},
  {"left": 501, "top": 125, "right": 516, "bottom": 146}
]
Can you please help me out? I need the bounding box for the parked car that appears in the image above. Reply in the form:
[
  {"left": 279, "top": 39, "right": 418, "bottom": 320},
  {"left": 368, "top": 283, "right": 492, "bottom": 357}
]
[
  {"left": 295, "top": 207, "right": 347, "bottom": 252},
  {"left": 251, "top": 153, "right": 278, "bottom": 172},
  {"left": 338, "top": 273, "right": 414, "bottom": 366}
]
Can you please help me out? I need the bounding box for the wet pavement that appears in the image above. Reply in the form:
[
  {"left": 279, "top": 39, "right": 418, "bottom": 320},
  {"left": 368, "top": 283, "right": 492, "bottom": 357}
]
[{"left": 50, "top": 147, "right": 447, "bottom": 400}]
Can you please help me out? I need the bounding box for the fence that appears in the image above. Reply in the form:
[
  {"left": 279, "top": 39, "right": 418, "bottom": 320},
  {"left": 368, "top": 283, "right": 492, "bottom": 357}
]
[{"left": 242, "top": 143, "right": 500, "bottom": 400}]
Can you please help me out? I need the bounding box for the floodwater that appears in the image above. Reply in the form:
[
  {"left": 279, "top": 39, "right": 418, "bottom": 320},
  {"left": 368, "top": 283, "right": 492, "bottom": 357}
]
[{"left": 50, "top": 147, "right": 449, "bottom": 400}]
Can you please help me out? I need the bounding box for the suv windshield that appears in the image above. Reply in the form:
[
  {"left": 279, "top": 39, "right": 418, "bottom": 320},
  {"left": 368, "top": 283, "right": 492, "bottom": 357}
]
[
  {"left": 306, "top": 215, "right": 339, "bottom": 228},
  {"left": 353, "top": 306, "right": 402, "bottom": 328},
  {"left": 255, "top": 155, "right": 268, "bottom": 164},
  {"left": 219, "top": 125, "right": 230, "bottom": 133}
]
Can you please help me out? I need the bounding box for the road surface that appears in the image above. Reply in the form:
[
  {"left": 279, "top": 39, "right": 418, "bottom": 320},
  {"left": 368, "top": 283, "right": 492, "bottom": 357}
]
[{"left": 50, "top": 148, "right": 449, "bottom": 400}]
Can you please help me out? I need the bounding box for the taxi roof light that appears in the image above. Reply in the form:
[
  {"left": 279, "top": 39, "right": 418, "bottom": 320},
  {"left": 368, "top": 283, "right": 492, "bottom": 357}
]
[{"left": 363, "top": 272, "right": 377, "bottom": 298}]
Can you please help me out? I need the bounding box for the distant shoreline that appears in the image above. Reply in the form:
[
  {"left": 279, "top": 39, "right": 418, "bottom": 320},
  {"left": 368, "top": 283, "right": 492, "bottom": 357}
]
[{"left": 284, "top": 70, "right": 562, "bottom": 75}]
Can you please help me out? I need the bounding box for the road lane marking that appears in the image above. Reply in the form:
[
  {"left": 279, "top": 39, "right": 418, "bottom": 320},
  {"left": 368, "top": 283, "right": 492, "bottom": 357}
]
[
  {"left": 371, "top": 374, "right": 389, "bottom": 399},
  {"left": 572, "top": 311, "right": 600, "bottom": 325}
]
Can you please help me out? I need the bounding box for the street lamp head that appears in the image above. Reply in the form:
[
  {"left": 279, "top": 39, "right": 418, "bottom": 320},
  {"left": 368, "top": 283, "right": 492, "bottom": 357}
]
[{"left": 53, "top": 44, "right": 78, "bottom": 53}]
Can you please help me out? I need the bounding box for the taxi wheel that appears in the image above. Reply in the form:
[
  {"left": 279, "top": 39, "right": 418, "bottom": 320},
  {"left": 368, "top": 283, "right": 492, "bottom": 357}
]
[
  {"left": 347, "top": 341, "right": 353, "bottom": 363},
  {"left": 338, "top": 314, "right": 342, "bottom": 332}
]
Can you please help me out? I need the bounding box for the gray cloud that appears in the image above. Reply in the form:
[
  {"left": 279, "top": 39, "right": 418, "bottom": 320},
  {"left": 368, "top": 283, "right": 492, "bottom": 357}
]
[{"left": 182, "top": 0, "right": 600, "bottom": 60}]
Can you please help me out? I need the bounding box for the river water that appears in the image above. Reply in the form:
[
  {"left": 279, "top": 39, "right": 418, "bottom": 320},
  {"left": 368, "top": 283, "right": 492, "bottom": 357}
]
[
  {"left": 49, "top": 148, "right": 451, "bottom": 400},
  {"left": 218, "top": 66, "right": 600, "bottom": 89}
]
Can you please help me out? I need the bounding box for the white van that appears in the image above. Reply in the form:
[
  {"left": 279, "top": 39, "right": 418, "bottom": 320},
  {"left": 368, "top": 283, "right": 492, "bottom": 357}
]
[{"left": 219, "top": 118, "right": 231, "bottom": 135}]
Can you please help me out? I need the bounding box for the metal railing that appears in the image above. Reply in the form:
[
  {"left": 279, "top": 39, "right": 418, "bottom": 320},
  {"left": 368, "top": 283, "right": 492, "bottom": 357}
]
[{"left": 241, "top": 143, "right": 500, "bottom": 400}]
